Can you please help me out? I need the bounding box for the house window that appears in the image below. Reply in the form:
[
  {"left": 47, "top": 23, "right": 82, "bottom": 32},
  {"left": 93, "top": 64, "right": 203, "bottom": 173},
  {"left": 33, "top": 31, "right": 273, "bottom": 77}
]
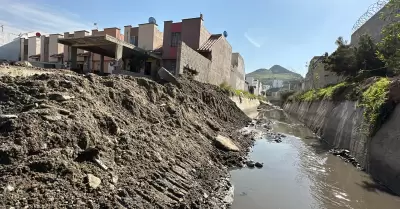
[
  {"left": 171, "top": 32, "right": 181, "bottom": 47},
  {"left": 170, "top": 62, "right": 176, "bottom": 74},
  {"left": 130, "top": 36, "right": 136, "bottom": 45}
]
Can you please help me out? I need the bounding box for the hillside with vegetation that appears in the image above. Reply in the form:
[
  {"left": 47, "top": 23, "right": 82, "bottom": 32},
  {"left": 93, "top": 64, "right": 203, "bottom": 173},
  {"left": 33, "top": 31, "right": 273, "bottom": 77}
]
[{"left": 246, "top": 65, "right": 303, "bottom": 84}]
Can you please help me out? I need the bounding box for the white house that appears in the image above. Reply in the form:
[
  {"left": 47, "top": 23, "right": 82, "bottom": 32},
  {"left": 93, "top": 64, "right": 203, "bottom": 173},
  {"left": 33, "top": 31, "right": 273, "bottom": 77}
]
[{"left": 272, "top": 79, "right": 283, "bottom": 88}]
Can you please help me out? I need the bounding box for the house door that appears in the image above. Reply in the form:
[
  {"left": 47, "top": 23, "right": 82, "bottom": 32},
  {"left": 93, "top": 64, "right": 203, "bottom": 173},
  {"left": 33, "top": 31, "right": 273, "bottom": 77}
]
[{"left": 144, "top": 62, "right": 151, "bottom": 75}]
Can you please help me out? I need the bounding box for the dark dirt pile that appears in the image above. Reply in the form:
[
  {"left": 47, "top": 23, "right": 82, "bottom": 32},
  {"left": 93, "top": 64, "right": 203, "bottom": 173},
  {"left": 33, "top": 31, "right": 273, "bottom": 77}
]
[{"left": 0, "top": 70, "right": 254, "bottom": 208}]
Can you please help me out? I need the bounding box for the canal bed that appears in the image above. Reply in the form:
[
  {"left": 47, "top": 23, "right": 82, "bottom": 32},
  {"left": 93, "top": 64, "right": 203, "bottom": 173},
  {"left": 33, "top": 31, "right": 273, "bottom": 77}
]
[{"left": 230, "top": 106, "right": 400, "bottom": 209}]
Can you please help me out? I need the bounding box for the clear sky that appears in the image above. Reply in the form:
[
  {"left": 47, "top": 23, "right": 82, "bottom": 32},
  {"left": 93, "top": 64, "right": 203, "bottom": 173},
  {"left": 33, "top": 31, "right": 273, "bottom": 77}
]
[{"left": 0, "top": 0, "right": 381, "bottom": 76}]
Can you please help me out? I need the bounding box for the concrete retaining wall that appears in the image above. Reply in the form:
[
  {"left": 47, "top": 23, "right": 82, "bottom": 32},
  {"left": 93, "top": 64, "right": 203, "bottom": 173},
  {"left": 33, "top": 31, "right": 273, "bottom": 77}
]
[
  {"left": 284, "top": 101, "right": 400, "bottom": 194},
  {"left": 231, "top": 96, "right": 260, "bottom": 118},
  {"left": 351, "top": 6, "right": 392, "bottom": 46}
]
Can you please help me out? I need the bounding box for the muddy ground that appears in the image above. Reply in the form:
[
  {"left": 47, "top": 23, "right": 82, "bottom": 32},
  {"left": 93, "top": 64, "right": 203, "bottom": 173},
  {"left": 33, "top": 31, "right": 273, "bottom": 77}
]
[{"left": 0, "top": 66, "right": 255, "bottom": 208}]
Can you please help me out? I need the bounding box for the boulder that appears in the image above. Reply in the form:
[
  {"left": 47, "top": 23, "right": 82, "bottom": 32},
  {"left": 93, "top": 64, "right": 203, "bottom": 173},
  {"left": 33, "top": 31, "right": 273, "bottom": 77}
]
[
  {"left": 214, "top": 135, "right": 240, "bottom": 152},
  {"left": 157, "top": 67, "right": 180, "bottom": 86},
  {"left": 246, "top": 160, "right": 255, "bottom": 167},
  {"left": 14, "top": 61, "right": 32, "bottom": 67},
  {"left": 255, "top": 162, "right": 263, "bottom": 168},
  {"left": 86, "top": 174, "right": 101, "bottom": 189}
]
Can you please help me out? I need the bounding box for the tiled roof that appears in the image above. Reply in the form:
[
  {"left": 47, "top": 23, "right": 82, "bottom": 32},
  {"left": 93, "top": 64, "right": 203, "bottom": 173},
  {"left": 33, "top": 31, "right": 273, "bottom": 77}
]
[{"left": 197, "top": 34, "right": 222, "bottom": 52}]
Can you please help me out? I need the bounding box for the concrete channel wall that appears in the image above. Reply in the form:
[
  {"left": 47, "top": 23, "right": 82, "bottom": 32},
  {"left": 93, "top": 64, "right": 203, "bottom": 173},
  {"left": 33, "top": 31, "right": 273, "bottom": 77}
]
[
  {"left": 284, "top": 101, "right": 400, "bottom": 195},
  {"left": 231, "top": 96, "right": 260, "bottom": 118}
]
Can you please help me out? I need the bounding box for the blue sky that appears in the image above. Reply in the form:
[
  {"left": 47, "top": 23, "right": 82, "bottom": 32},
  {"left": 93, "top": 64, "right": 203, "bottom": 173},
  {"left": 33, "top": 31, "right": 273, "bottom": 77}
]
[{"left": 0, "top": 0, "right": 381, "bottom": 76}]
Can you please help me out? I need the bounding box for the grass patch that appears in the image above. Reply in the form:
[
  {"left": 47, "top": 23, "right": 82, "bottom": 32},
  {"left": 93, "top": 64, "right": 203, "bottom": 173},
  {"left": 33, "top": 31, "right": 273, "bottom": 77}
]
[
  {"left": 285, "top": 77, "right": 392, "bottom": 137},
  {"left": 219, "top": 82, "right": 264, "bottom": 100},
  {"left": 287, "top": 82, "right": 351, "bottom": 102},
  {"left": 359, "top": 77, "right": 391, "bottom": 135}
]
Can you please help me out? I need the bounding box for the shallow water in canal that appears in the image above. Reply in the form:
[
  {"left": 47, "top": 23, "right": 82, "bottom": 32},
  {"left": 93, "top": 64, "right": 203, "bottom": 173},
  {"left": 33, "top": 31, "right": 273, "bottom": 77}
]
[{"left": 230, "top": 107, "right": 400, "bottom": 209}]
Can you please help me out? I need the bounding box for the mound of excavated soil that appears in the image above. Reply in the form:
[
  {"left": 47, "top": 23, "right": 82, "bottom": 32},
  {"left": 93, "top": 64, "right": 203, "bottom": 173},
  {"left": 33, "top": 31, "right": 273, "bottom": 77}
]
[{"left": 0, "top": 69, "right": 254, "bottom": 208}]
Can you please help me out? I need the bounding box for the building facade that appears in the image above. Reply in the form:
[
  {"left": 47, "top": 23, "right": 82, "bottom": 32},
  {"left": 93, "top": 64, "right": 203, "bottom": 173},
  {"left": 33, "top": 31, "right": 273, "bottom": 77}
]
[
  {"left": 272, "top": 79, "right": 283, "bottom": 88},
  {"left": 304, "top": 56, "right": 344, "bottom": 90},
  {"left": 230, "top": 53, "right": 245, "bottom": 90},
  {"left": 245, "top": 77, "right": 262, "bottom": 95},
  {"left": 7, "top": 15, "right": 246, "bottom": 90}
]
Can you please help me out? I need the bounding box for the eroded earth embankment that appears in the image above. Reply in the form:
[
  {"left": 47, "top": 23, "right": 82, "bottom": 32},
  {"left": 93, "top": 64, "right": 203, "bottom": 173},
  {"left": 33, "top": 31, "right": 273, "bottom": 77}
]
[{"left": 0, "top": 67, "right": 254, "bottom": 208}]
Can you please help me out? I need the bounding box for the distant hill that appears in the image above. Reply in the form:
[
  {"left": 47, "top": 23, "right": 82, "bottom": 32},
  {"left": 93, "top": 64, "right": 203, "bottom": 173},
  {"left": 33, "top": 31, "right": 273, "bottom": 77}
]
[{"left": 246, "top": 65, "right": 303, "bottom": 85}]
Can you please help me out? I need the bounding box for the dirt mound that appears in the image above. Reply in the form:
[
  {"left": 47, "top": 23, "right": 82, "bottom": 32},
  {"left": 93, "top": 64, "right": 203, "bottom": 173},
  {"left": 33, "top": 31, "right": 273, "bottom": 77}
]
[{"left": 0, "top": 70, "right": 254, "bottom": 208}]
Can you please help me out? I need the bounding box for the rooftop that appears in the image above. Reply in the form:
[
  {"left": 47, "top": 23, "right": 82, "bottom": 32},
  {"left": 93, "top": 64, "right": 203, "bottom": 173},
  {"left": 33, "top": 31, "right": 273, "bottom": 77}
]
[
  {"left": 58, "top": 34, "right": 160, "bottom": 59},
  {"left": 197, "top": 34, "right": 222, "bottom": 52}
]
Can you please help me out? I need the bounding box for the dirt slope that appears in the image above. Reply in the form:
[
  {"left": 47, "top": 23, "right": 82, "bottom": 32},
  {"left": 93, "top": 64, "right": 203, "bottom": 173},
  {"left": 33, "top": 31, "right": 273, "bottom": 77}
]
[{"left": 0, "top": 68, "right": 254, "bottom": 208}]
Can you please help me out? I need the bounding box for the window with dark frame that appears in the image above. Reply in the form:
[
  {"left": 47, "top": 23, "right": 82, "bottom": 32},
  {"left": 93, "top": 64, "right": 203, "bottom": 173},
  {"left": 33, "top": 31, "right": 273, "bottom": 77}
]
[
  {"left": 170, "top": 62, "right": 176, "bottom": 74},
  {"left": 171, "top": 32, "right": 181, "bottom": 47}
]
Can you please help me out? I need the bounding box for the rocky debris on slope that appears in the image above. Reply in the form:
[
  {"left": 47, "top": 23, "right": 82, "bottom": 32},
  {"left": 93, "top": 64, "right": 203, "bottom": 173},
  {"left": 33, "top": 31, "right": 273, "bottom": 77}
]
[
  {"left": 0, "top": 69, "right": 255, "bottom": 208},
  {"left": 214, "top": 135, "right": 240, "bottom": 152},
  {"left": 329, "top": 149, "right": 361, "bottom": 169},
  {"left": 244, "top": 160, "right": 263, "bottom": 169}
]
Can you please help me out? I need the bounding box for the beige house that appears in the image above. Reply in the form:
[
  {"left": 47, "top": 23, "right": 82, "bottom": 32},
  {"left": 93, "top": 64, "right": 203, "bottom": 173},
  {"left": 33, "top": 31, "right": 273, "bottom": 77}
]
[
  {"left": 27, "top": 36, "right": 41, "bottom": 62},
  {"left": 123, "top": 23, "right": 163, "bottom": 75},
  {"left": 16, "top": 15, "right": 245, "bottom": 90}
]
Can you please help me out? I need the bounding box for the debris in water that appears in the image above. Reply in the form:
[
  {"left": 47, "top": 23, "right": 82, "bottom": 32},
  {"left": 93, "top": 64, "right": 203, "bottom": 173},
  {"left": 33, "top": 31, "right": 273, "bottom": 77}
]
[
  {"left": 329, "top": 148, "right": 361, "bottom": 169},
  {"left": 246, "top": 160, "right": 256, "bottom": 168},
  {"left": 255, "top": 162, "right": 263, "bottom": 168}
]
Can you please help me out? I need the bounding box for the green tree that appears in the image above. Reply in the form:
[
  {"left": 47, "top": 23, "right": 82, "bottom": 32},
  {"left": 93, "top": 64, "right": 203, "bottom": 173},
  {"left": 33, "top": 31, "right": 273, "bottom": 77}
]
[
  {"left": 376, "top": 0, "right": 400, "bottom": 73},
  {"left": 335, "top": 36, "right": 347, "bottom": 46},
  {"left": 323, "top": 38, "right": 358, "bottom": 77},
  {"left": 356, "top": 35, "right": 385, "bottom": 71},
  {"left": 324, "top": 34, "right": 386, "bottom": 77}
]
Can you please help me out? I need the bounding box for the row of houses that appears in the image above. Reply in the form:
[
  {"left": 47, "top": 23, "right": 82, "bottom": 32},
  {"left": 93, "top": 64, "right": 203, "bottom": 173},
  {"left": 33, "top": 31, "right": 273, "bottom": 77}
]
[
  {"left": 245, "top": 77, "right": 288, "bottom": 96},
  {"left": 1, "top": 15, "right": 246, "bottom": 91}
]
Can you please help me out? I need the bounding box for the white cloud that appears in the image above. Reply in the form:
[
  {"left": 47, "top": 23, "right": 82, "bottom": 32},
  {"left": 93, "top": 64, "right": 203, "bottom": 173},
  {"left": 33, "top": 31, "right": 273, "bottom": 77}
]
[
  {"left": 0, "top": 0, "right": 92, "bottom": 36},
  {"left": 244, "top": 32, "right": 261, "bottom": 48}
]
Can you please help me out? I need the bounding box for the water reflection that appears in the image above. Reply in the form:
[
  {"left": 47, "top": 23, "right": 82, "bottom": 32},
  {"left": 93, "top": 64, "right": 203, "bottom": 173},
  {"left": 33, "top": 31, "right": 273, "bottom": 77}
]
[{"left": 231, "top": 106, "right": 400, "bottom": 209}]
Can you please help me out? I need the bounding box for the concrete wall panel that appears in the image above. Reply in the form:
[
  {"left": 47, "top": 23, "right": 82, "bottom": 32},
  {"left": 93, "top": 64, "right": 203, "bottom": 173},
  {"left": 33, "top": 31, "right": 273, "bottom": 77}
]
[
  {"left": 284, "top": 100, "right": 400, "bottom": 195},
  {"left": 351, "top": 6, "right": 393, "bottom": 46},
  {"left": 176, "top": 42, "right": 211, "bottom": 82},
  {"left": 210, "top": 37, "right": 232, "bottom": 86},
  {"left": 0, "top": 39, "right": 20, "bottom": 60}
]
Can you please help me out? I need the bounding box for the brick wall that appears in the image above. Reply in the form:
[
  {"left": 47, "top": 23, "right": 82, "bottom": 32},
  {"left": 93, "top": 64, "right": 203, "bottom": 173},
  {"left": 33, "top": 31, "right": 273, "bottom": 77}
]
[
  {"left": 176, "top": 42, "right": 211, "bottom": 82},
  {"left": 210, "top": 37, "right": 232, "bottom": 86}
]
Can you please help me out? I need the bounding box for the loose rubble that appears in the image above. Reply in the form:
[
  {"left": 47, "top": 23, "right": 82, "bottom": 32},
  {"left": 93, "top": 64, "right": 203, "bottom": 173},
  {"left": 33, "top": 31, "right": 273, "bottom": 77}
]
[
  {"left": 329, "top": 148, "right": 362, "bottom": 169},
  {"left": 0, "top": 67, "right": 255, "bottom": 208}
]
